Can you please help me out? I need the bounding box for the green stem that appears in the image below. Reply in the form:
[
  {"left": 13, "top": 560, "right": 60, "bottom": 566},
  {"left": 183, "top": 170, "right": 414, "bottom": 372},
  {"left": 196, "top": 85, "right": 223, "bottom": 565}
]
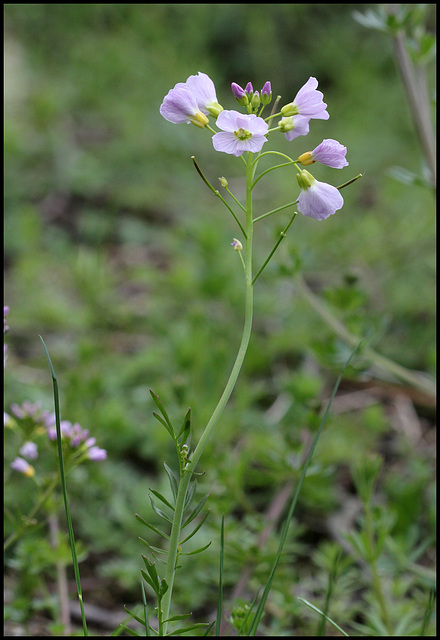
[
  {"left": 364, "top": 502, "right": 393, "bottom": 634},
  {"left": 161, "top": 154, "right": 256, "bottom": 634}
]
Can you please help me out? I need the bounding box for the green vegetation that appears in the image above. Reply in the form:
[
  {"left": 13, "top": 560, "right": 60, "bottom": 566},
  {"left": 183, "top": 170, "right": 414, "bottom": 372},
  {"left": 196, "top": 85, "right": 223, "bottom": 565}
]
[{"left": 4, "top": 4, "right": 435, "bottom": 636}]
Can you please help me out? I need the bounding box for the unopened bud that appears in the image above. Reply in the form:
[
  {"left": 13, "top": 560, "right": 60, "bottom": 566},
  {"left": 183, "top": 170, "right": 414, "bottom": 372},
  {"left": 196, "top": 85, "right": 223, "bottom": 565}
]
[
  {"left": 219, "top": 177, "right": 228, "bottom": 188},
  {"left": 251, "top": 91, "right": 260, "bottom": 110},
  {"left": 231, "top": 238, "right": 243, "bottom": 251}
]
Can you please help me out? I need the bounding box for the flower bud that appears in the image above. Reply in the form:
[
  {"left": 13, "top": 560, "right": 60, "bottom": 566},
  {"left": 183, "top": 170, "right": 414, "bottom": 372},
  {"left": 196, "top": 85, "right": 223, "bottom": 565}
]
[
  {"left": 251, "top": 91, "right": 260, "bottom": 110},
  {"left": 231, "top": 238, "right": 243, "bottom": 251},
  {"left": 261, "top": 81, "right": 272, "bottom": 105},
  {"left": 245, "top": 82, "right": 253, "bottom": 96},
  {"left": 219, "top": 177, "right": 228, "bottom": 188}
]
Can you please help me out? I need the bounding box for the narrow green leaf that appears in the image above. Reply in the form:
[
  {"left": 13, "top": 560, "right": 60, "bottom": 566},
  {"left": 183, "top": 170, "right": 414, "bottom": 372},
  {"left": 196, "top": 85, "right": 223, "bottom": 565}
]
[
  {"left": 142, "top": 555, "right": 159, "bottom": 591},
  {"left": 141, "top": 570, "right": 159, "bottom": 595},
  {"left": 135, "top": 513, "right": 170, "bottom": 540},
  {"left": 297, "top": 598, "right": 349, "bottom": 636},
  {"left": 247, "top": 343, "right": 361, "bottom": 636},
  {"left": 216, "top": 515, "right": 225, "bottom": 637},
  {"left": 180, "top": 510, "right": 210, "bottom": 545},
  {"left": 152, "top": 412, "right": 174, "bottom": 439},
  {"left": 183, "top": 477, "right": 197, "bottom": 511},
  {"left": 149, "top": 495, "right": 173, "bottom": 524},
  {"left": 150, "top": 390, "right": 174, "bottom": 434},
  {"left": 118, "top": 624, "right": 141, "bottom": 637},
  {"left": 167, "top": 623, "right": 211, "bottom": 635},
  {"left": 180, "top": 541, "right": 212, "bottom": 556},
  {"left": 163, "top": 613, "right": 192, "bottom": 623},
  {"left": 203, "top": 621, "right": 216, "bottom": 636},
  {"left": 149, "top": 488, "right": 175, "bottom": 511},
  {"left": 176, "top": 407, "right": 191, "bottom": 440},
  {"left": 159, "top": 578, "right": 168, "bottom": 598},
  {"left": 182, "top": 493, "right": 209, "bottom": 528},
  {"left": 141, "top": 582, "right": 151, "bottom": 637},
  {"left": 124, "top": 605, "right": 146, "bottom": 626},
  {"left": 164, "top": 462, "right": 179, "bottom": 502},
  {"left": 139, "top": 538, "right": 168, "bottom": 555}
]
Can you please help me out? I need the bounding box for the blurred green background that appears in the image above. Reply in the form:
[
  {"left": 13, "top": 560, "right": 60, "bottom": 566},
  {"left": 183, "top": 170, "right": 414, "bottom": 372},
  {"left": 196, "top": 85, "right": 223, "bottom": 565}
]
[{"left": 4, "top": 3, "right": 436, "bottom": 635}]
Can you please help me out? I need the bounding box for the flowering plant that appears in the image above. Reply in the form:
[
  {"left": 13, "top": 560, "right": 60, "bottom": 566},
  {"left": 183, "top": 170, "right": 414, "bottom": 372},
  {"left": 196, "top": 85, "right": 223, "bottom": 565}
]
[{"left": 121, "top": 72, "right": 361, "bottom": 636}]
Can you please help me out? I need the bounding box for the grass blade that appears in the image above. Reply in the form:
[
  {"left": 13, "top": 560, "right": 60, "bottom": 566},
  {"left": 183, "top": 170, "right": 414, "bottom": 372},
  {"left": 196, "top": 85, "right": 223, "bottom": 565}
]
[
  {"left": 247, "top": 342, "right": 361, "bottom": 636},
  {"left": 297, "top": 597, "right": 349, "bottom": 636},
  {"left": 39, "top": 336, "right": 88, "bottom": 636},
  {"left": 216, "top": 515, "right": 225, "bottom": 636}
]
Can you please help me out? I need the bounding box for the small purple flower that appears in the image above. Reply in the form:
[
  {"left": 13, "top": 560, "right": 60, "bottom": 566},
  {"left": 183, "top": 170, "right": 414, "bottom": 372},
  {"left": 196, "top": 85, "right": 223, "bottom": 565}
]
[
  {"left": 279, "top": 114, "right": 311, "bottom": 141},
  {"left": 298, "top": 139, "right": 348, "bottom": 169},
  {"left": 212, "top": 110, "right": 268, "bottom": 157},
  {"left": 19, "top": 441, "right": 38, "bottom": 460},
  {"left": 185, "top": 72, "right": 223, "bottom": 117},
  {"left": 296, "top": 170, "right": 343, "bottom": 221},
  {"left": 11, "top": 456, "right": 35, "bottom": 477},
  {"left": 281, "top": 77, "right": 329, "bottom": 121},
  {"left": 10, "top": 401, "right": 42, "bottom": 420},
  {"left": 160, "top": 72, "right": 222, "bottom": 126},
  {"left": 87, "top": 446, "right": 107, "bottom": 461},
  {"left": 160, "top": 83, "right": 209, "bottom": 128}
]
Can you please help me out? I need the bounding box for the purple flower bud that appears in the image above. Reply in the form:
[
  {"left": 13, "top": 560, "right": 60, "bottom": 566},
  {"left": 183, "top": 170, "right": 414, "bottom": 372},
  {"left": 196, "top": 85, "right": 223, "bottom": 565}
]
[
  {"left": 261, "top": 81, "right": 271, "bottom": 96},
  {"left": 245, "top": 82, "right": 253, "bottom": 95},
  {"left": 231, "top": 82, "right": 246, "bottom": 99}
]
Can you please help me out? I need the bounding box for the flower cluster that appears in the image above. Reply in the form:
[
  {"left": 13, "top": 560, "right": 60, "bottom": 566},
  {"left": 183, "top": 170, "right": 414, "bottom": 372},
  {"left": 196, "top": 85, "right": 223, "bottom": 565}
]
[
  {"left": 160, "top": 72, "right": 349, "bottom": 221},
  {"left": 5, "top": 308, "right": 107, "bottom": 479}
]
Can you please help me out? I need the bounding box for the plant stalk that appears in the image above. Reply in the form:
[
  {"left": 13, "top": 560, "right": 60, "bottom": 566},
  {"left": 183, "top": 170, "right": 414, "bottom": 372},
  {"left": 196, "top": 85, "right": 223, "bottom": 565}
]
[{"left": 161, "top": 154, "right": 256, "bottom": 633}]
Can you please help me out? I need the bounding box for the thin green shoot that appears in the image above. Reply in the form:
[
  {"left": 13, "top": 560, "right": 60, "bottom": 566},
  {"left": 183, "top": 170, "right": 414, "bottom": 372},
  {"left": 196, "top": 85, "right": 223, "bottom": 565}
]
[
  {"left": 297, "top": 597, "right": 349, "bottom": 636},
  {"left": 246, "top": 342, "right": 361, "bottom": 636},
  {"left": 39, "top": 335, "right": 88, "bottom": 636}
]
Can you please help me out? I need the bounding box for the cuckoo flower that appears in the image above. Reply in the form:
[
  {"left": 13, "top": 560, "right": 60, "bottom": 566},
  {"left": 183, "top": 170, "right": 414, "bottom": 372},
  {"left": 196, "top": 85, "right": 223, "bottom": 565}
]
[
  {"left": 11, "top": 457, "right": 35, "bottom": 477},
  {"left": 160, "top": 72, "right": 222, "bottom": 126},
  {"left": 281, "top": 76, "right": 329, "bottom": 121},
  {"left": 279, "top": 114, "right": 311, "bottom": 141},
  {"left": 185, "top": 72, "right": 223, "bottom": 117},
  {"left": 298, "top": 139, "right": 348, "bottom": 168},
  {"left": 160, "top": 84, "right": 209, "bottom": 128},
  {"left": 297, "top": 169, "right": 343, "bottom": 221},
  {"left": 212, "top": 110, "right": 268, "bottom": 156}
]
